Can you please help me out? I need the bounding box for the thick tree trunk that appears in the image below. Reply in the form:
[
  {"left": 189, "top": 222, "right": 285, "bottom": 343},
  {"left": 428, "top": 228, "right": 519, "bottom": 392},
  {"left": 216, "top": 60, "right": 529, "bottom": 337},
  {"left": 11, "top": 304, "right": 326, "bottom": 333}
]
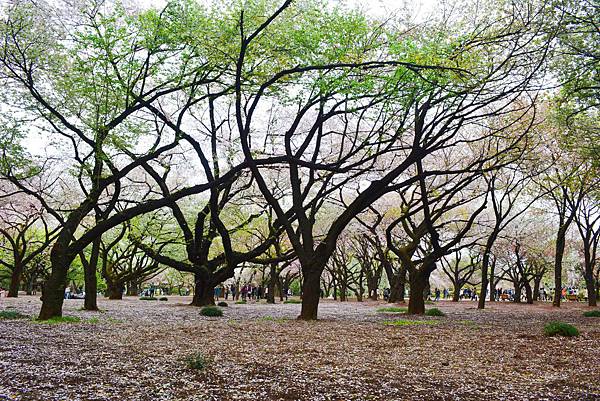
[
  {"left": 299, "top": 265, "right": 323, "bottom": 320},
  {"left": 452, "top": 286, "right": 461, "bottom": 302},
  {"left": 533, "top": 277, "right": 542, "bottom": 302},
  {"left": 585, "top": 273, "right": 597, "bottom": 307},
  {"left": 106, "top": 281, "right": 124, "bottom": 300},
  {"left": 408, "top": 271, "right": 428, "bottom": 315},
  {"left": 191, "top": 271, "right": 215, "bottom": 307},
  {"left": 267, "top": 262, "right": 277, "bottom": 304},
  {"left": 524, "top": 280, "right": 533, "bottom": 304},
  {"left": 513, "top": 283, "right": 522, "bottom": 303},
  {"left": 39, "top": 249, "right": 71, "bottom": 320},
  {"left": 83, "top": 238, "right": 101, "bottom": 311},
  {"left": 8, "top": 262, "right": 23, "bottom": 297}
]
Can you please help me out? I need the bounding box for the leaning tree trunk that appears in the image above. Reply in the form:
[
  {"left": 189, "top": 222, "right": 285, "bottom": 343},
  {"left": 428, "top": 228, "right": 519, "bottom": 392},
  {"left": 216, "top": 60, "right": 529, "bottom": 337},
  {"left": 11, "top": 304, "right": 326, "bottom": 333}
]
[
  {"left": 407, "top": 270, "right": 428, "bottom": 315},
  {"left": 191, "top": 270, "right": 215, "bottom": 307},
  {"left": 83, "top": 238, "right": 101, "bottom": 311},
  {"left": 8, "top": 261, "right": 24, "bottom": 297},
  {"left": 298, "top": 261, "right": 324, "bottom": 320}
]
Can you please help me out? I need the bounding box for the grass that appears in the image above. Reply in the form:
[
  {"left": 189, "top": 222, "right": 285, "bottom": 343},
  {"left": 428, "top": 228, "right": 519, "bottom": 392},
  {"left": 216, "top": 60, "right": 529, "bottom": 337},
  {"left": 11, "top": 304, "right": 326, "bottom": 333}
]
[
  {"left": 0, "top": 310, "right": 28, "bottom": 320},
  {"left": 217, "top": 301, "right": 228, "bottom": 307},
  {"left": 283, "top": 299, "right": 302, "bottom": 304},
  {"left": 376, "top": 306, "right": 408, "bottom": 313},
  {"left": 260, "top": 316, "right": 289, "bottom": 323},
  {"left": 184, "top": 352, "right": 212, "bottom": 370},
  {"left": 384, "top": 319, "right": 439, "bottom": 326},
  {"left": 425, "top": 300, "right": 436, "bottom": 305},
  {"left": 33, "top": 316, "right": 82, "bottom": 324},
  {"left": 159, "top": 297, "right": 168, "bottom": 301},
  {"left": 200, "top": 306, "right": 223, "bottom": 317},
  {"left": 235, "top": 300, "right": 247, "bottom": 304},
  {"left": 543, "top": 321, "right": 579, "bottom": 337},
  {"left": 139, "top": 296, "right": 158, "bottom": 301},
  {"left": 425, "top": 308, "right": 446, "bottom": 317},
  {"left": 583, "top": 310, "right": 600, "bottom": 318}
]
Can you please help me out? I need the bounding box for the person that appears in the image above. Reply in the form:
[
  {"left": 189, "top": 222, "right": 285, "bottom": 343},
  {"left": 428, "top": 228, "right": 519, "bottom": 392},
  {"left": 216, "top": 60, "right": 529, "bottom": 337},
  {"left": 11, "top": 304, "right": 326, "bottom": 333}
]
[
  {"left": 214, "top": 286, "right": 221, "bottom": 301},
  {"left": 434, "top": 288, "right": 441, "bottom": 301},
  {"left": 241, "top": 285, "right": 248, "bottom": 301},
  {"left": 64, "top": 287, "right": 71, "bottom": 299},
  {"left": 383, "top": 288, "right": 390, "bottom": 301}
]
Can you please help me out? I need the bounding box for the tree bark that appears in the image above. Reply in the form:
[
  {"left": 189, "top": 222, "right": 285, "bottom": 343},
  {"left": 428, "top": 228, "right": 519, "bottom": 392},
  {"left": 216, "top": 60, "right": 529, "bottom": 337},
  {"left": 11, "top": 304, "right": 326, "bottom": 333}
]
[
  {"left": 191, "top": 271, "right": 215, "bottom": 307},
  {"left": 554, "top": 224, "right": 569, "bottom": 307},
  {"left": 83, "top": 238, "right": 101, "bottom": 311},
  {"left": 452, "top": 286, "right": 461, "bottom": 302},
  {"left": 267, "top": 262, "right": 277, "bottom": 304},
  {"left": 298, "top": 264, "right": 323, "bottom": 320},
  {"left": 8, "top": 261, "right": 23, "bottom": 298},
  {"left": 407, "top": 270, "right": 428, "bottom": 315},
  {"left": 106, "top": 281, "right": 124, "bottom": 300},
  {"left": 38, "top": 247, "right": 71, "bottom": 320},
  {"left": 584, "top": 270, "right": 597, "bottom": 307}
]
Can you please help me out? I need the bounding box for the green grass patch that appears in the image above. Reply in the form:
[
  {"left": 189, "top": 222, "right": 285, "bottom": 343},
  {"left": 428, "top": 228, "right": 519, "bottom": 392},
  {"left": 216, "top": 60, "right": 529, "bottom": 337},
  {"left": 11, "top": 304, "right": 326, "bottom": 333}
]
[
  {"left": 200, "top": 306, "right": 223, "bottom": 317},
  {"left": 583, "top": 310, "right": 600, "bottom": 318},
  {"left": 184, "top": 352, "right": 212, "bottom": 370},
  {"left": 543, "top": 321, "right": 579, "bottom": 337},
  {"left": 283, "top": 299, "right": 302, "bottom": 304},
  {"left": 33, "top": 316, "right": 82, "bottom": 324},
  {"left": 376, "top": 306, "right": 408, "bottom": 313},
  {"left": 139, "top": 296, "right": 158, "bottom": 301},
  {"left": 260, "top": 316, "right": 289, "bottom": 323},
  {"left": 235, "top": 300, "right": 247, "bottom": 305},
  {"left": 217, "top": 301, "right": 228, "bottom": 307},
  {"left": 384, "top": 319, "right": 438, "bottom": 326},
  {"left": 425, "top": 300, "right": 435, "bottom": 305},
  {"left": 0, "top": 310, "right": 28, "bottom": 320},
  {"left": 159, "top": 297, "right": 168, "bottom": 301},
  {"left": 425, "top": 308, "right": 445, "bottom": 317}
]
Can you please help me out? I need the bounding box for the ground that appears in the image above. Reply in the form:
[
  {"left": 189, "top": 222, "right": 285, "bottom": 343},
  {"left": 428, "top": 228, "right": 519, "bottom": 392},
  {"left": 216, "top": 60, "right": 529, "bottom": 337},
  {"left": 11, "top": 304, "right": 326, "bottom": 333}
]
[{"left": 0, "top": 296, "right": 599, "bottom": 401}]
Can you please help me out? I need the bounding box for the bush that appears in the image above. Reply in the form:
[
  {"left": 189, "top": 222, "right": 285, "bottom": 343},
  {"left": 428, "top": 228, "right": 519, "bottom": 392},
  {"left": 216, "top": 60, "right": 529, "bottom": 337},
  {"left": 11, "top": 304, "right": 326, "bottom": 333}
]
[
  {"left": 376, "top": 307, "right": 407, "bottom": 313},
  {"left": 543, "top": 321, "right": 579, "bottom": 337},
  {"left": 217, "top": 301, "right": 228, "bottom": 307},
  {"left": 583, "top": 310, "right": 600, "bottom": 318},
  {"left": 159, "top": 297, "right": 168, "bottom": 301},
  {"left": 200, "top": 306, "right": 223, "bottom": 317},
  {"left": 425, "top": 300, "right": 435, "bottom": 305},
  {"left": 425, "top": 308, "right": 445, "bottom": 317},
  {"left": 283, "top": 299, "right": 302, "bottom": 304},
  {"left": 185, "top": 352, "right": 211, "bottom": 370},
  {"left": 235, "top": 300, "right": 247, "bottom": 304},
  {"left": 139, "top": 296, "right": 158, "bottom": 301},
  {"left": 0, "top": 310, "right": 28, "bottom": 320}
]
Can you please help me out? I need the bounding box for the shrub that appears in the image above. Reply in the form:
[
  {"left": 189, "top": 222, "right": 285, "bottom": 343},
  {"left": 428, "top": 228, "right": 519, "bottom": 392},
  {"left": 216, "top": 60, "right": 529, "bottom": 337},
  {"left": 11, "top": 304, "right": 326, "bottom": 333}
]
[
  {"left": 159, "top": 297, "right": 168, "bottom": 301},
  {"left": 425, "top": 300, "right": 435, "bottom": 305},
  {"left": 543, "top": 321, "right": 579, "bottom": 337},
  {"left": 376, "top": 307, "right": 407, "bottom": 313},
  {"left": 583, "top": 310, "right": 600, "bottom": 318},
  {"left": 200, "top": 306, "right": 223, "bottom": 317},
  {"left": 0, "top": 310, "right": 28, "bottom": 320},
  {"left": 283, "top": 299, "right": 302, "bottom": 304},
  {"left": 139, "top": 296, "right": 158, "bottom": 301},
  {"left": 185, "top": 352, "right": 211, "bottom": 370},
  {"left": 235, "top": 300, "right": 247, "bottom": 304},
  {"left": 425, "top": 308, "right": 445, "bottom": 317},
  {"left": 217, "top": 301, "right": 228, "bottom": 307}
]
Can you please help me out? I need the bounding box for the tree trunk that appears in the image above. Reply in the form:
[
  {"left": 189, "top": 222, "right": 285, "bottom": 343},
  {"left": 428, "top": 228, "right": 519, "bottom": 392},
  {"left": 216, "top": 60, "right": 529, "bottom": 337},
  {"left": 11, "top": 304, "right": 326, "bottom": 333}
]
[
  {"left": 524, "top": 280, "right": 533, "bottom": 304},
  {"left": 298, "top": 264, "right": 323, "bottom": 320},
  {"left": 533, "top": 277, "right": 542, "bottom": 302},
  {"left": 8, "top": 261, "right": 23, "bottom": 297},
  {"left": 513, "top": 283, "right": 522, "bottom": 303},
  {"left": 407, "top": 270, "right": 428, "bottom": 315},
  {"left": 452, "top": 286, "right": 461, "bottom": 302},
  {"left": 106, "top": 281, "right": 124, "bottom": 300},
  {"left": 553, "top": 223, "right": 570, "bottom": 307},
  {"left": 191, "top": 271, "right": 215, "bottom": 307},
  {"left": 489, "top": 260, "right": 496, "bottom": 303},
  {"left": 585, "top": 271, "right": 597, "bottom": 307},
  {"left": 38, "top": 248, "right": 71, "bottom": 320},
  {"left": 267, "top": 262, "right": 277, "bottom": 304},
  {"left": 83, "top": 238, "right": 101, "bottom": 311}
]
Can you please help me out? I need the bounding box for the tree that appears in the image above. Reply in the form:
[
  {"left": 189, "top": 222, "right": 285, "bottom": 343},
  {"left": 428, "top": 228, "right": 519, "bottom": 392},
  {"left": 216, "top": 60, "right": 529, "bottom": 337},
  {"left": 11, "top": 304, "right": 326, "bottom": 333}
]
[{"left": 441, "top": 251, "right": 480, "bottom": 302}]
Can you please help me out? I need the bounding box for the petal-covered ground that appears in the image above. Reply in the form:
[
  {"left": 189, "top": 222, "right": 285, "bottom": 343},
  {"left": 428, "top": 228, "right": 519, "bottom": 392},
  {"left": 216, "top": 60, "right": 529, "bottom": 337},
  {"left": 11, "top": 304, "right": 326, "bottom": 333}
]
[{"left": 0, "top": 296, "right": 599, "bottom": 401}]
